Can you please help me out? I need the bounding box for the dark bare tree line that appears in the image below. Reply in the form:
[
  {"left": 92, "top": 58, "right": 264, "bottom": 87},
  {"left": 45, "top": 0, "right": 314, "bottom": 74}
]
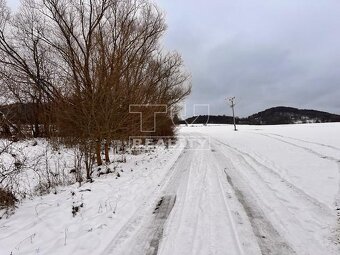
[{"left": 0, "top": 0, "right": 190, "bottom": 179}]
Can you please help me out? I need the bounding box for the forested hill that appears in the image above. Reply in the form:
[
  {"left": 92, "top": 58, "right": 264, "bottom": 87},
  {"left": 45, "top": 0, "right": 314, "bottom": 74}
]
[{"left": 179, "top": 106, "right": 340, "bottom": 125}]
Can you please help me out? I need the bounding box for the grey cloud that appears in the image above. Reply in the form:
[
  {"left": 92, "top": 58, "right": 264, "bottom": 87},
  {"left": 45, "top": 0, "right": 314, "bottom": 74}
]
[
  {"left": 157, "top": 0, "right": 340, "bottom": 116},
  {"left": 8, "top": 0, "right": 340, "bottom": 116}
]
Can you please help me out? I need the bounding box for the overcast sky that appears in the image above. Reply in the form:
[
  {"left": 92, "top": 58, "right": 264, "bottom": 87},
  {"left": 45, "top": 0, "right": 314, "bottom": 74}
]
[{"left": 8, "top": 0, "right": 340, "bottom": 117}]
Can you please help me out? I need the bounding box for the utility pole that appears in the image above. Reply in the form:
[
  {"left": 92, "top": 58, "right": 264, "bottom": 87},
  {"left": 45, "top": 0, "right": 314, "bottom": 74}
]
[{"left": 228, "top": 97, "right": 237, "bottom": 131}]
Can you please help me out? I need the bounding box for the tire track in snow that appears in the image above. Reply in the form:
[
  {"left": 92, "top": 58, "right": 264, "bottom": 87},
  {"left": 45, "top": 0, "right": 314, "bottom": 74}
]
[
  {"left": 211, "top": 144, "right": 296, "bottom": 255},
  {"left": 173, "top": 150, "right": 208, "bottom": 254},
  {"left": 255, "top": 132, "right": 340, "bottom": 211},
  {"left": 99, "top": 144, "right": 187, "bottom": 255},
  {"left": 189, "top": 155, "right": 215, "bottom": 254},
  {"left": 255, "top": 133, "right": 340, "bottom": 163},
  {"left": 215, "top": 138, "right": 333, "bottom": 215},
  {"left": 264, "top": 133, "right": 340, "bottom": 152},
  {"left": 223, "top": 169, "right": 295, "bottom": 255},
  {"left": 212, "top": 138, "right": 339, "bottom": 255},
  {"left": 147, "top": 195, "right": 177, "bottom": 255},
  {"left": 209, "top": 160, "right": 245, "bottom": 255},
  {"left": 253, "top": 132, "right": 340, "bottom": 244},
  {"left": 159, "top": 144, "right": 218, "bottom": 255},
  {"left": 158, "top": 138, "right": 251, "bottom": 255}
]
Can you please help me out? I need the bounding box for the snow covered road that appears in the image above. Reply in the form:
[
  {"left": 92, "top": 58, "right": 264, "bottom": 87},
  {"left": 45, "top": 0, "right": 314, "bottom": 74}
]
[
  {"left": 158, "top": 136, "right": 260, "bottom": 255},
  {"left": 104, "top": 135, "right": 262, "bottom": 255},
  {"left": 1, "top": 124, "right": 340, "bottom": 255},
  {"left": 110, "top": 124, "right": 340, "bottom": 255},
  {"left": 161, "top": 124, "right": 340, "bottom": 255}
]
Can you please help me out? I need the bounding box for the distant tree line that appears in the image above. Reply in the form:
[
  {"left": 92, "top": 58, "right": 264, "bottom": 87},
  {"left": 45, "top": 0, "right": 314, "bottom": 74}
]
[{"left": 177, "top": 107, "right": 340, "bottom": 125}]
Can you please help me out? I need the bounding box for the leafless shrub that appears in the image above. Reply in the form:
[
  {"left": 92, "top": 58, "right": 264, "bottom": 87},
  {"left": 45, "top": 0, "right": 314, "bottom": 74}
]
[{"left": 0, "top": 187, "right": 17, "bottom": 210}]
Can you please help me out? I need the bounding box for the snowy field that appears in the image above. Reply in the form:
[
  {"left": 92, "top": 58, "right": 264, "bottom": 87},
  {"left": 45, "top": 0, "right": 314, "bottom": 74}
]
[{"left": 1, "top": 123, "right": 340, "bottom": 255}]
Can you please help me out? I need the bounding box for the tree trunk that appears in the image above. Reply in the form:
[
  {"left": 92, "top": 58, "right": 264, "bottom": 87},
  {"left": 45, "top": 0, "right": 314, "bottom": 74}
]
[
  {"left": 2, "top": 124, "right": 11, "bottom": 137},
  {"left": 33, "top": 122, "right": 40, "bottom": 138},
  {"left": 96, "top": 140, "right": 103, "bottom": 166},
  {"left": 33, "top": 99, "right": 41, "bottom": 138},
  {"left": 85, "top": 160, "right": 91, "bottom": 182},
  {"left": 104, "top": 140, "right": 110, "bottom": 163}
]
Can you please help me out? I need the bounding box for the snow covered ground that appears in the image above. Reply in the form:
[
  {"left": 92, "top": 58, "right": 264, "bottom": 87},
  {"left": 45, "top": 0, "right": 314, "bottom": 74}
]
[{"left": 1, "top": 123, "right": 340, "bottom": 255}]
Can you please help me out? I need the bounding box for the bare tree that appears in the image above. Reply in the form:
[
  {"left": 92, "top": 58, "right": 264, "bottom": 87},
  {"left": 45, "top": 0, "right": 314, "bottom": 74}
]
[
  {"left": 44, "top": 0, "right": 190, "bottom": 164},
  {"left": 0, "top": 0, "right": 61, "bottom": 137},
  {"left": 0, "top": 0, "right": 191, "bottom": 179}
]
